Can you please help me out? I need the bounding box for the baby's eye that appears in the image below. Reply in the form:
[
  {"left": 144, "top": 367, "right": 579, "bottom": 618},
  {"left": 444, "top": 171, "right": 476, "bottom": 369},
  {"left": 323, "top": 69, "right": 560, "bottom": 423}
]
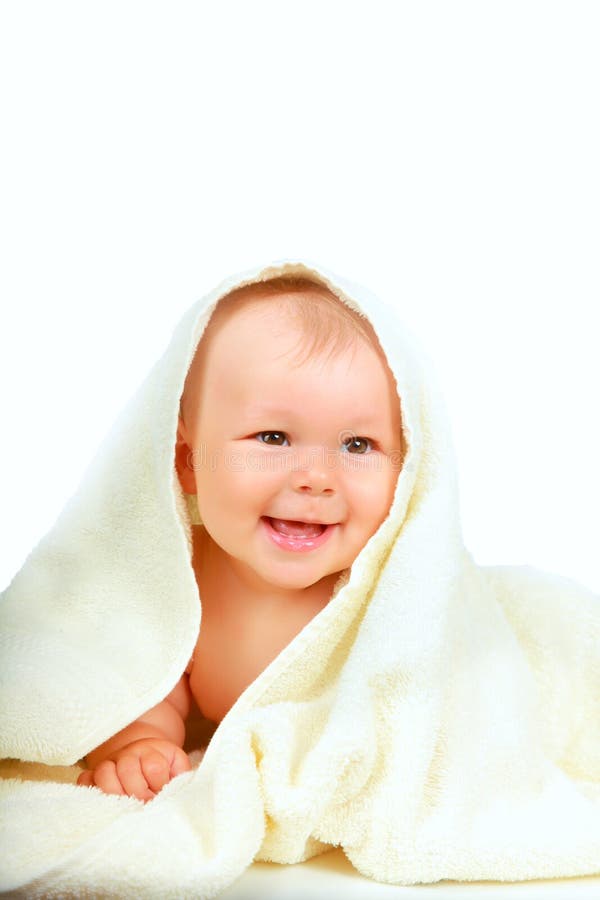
[
  {"left": 342, "top": 436, "right": 373, "bottom": 454},
  {"left": 256, "top": 431, "right": 289, "bottom": 446}
]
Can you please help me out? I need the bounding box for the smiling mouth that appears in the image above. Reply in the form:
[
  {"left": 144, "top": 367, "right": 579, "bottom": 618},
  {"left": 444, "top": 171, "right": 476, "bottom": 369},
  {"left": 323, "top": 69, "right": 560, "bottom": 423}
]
[{"left": 261, "top": 517, "right": 336, "bottom": 553}]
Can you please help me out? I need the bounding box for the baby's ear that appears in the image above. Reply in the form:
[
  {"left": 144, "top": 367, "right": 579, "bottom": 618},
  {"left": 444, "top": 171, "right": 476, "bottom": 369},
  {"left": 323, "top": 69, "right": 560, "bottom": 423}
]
[{"left": 174, "top": 416, "right": 197, "bottom": 494}]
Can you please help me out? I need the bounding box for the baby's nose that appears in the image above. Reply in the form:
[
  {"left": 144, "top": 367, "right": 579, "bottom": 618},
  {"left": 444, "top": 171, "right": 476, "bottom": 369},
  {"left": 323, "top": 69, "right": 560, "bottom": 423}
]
[{"left": 288, "top": 448, "right": 336, "bottom": 495}]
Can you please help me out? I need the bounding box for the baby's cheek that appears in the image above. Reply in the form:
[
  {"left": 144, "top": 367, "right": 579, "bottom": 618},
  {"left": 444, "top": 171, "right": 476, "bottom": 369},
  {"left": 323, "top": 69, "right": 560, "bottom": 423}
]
[
  {"left": 223, "top": 458, "right": 279, "bottom": 495},
  {"left": 357, "top": 472, "right": 396, "bottom": 525}
]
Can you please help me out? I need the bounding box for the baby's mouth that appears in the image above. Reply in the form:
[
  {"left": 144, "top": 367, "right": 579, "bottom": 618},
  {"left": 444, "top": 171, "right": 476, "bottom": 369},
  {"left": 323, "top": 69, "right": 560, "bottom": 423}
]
[{"left": 264, "top": 517, "right": 326, "bottom": 538}]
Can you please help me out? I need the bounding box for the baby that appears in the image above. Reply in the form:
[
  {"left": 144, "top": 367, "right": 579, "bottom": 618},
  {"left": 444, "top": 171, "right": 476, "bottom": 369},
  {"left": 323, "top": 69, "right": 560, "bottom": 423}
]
[{"left": 77, "top": 276, "right": 404, "bottom": 800}]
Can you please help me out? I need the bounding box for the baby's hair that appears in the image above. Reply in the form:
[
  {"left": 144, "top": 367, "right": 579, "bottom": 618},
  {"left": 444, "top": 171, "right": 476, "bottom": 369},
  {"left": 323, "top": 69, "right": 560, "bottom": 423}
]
[{"left": 179, "top": 274, "right": 388, "bottom": 427}]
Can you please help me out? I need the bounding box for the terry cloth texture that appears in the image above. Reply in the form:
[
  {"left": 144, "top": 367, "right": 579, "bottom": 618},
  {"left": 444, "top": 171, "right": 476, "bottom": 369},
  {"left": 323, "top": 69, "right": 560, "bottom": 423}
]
[{"left": 1, "top": 261, "right": 599, "bottom": 897}]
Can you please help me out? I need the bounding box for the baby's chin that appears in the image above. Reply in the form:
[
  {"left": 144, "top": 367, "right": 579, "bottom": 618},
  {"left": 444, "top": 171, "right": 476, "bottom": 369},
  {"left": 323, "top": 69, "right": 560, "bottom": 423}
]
[{"left": 259, "top": 567, "right": 345, "bottom": 597}]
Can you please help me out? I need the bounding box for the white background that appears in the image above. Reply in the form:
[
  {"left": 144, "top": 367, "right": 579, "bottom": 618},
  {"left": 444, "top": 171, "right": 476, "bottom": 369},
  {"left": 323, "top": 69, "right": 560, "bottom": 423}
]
[{"left": 1, "top": 1, "right": 598, "bottom": 593}]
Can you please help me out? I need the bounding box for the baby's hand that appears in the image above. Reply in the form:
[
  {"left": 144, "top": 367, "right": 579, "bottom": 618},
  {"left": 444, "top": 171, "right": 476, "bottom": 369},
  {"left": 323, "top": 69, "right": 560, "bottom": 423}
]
[{"left": 77, "top": 738, "right": 191, "bottom": 802}]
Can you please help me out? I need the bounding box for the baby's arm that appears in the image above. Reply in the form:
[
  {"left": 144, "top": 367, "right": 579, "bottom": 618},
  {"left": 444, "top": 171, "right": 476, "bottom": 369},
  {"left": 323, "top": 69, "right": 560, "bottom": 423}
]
[{"left": 77, "top": 673, "right": 192, "bottom": 801}]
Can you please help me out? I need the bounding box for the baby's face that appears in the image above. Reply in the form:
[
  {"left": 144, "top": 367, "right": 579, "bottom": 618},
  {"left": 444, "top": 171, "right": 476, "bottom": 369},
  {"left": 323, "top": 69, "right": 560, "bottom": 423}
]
[{"left": 177, "top": 297, "right": 403, "bottom": 595}]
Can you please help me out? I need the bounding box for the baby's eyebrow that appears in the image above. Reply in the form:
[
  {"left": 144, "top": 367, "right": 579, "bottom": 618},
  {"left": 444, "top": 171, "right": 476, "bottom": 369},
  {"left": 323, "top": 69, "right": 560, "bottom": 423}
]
[
  {"left": 245, "top": 404, "right": 384, "bottom": 430},
  {"left": 245, "top": 404, "right": 295, "bottom": 417}
]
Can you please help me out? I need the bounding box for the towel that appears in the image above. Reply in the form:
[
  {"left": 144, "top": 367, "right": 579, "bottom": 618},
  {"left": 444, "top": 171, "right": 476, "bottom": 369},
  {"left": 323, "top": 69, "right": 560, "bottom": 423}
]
[{"left": 1, "top": 260, "right": 599, "bottom": 897}]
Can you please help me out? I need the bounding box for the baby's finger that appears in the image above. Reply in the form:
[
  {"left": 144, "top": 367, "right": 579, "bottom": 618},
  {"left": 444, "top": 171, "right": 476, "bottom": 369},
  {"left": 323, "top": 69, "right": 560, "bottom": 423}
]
[
  {"left": 93, "top": 760, "right": 126, "bottom": 796},
  {"left": 77, "top": 769, "right": 94, "bottom": 788},
  {"left": 116, "top": 755, "right": 155, "bottom": 801},
  {"left": 140, "top": 749, "right": 171, "bottom": 793},
  {"left": 170, "top": 746, "right": 192, "bottom": 778}
]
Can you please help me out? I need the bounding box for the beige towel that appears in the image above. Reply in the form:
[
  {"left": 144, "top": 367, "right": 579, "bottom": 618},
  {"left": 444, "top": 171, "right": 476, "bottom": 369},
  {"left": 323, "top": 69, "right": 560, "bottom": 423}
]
[{"left": 1, "top": 260, "right": 599, "bottom": 897}]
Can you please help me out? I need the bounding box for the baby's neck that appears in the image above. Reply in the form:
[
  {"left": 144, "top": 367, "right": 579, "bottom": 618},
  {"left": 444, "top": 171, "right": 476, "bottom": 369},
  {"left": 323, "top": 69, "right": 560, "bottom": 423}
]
[{"left": 187, "top": 527, "right": 346, "bottom": 724}]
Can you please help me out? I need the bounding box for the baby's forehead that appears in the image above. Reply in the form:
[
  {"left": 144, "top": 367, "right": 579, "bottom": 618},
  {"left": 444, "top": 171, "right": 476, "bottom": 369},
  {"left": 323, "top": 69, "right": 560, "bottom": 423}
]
[{"left": 181, "top": 281, "right": 399, "bottom": 424}]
